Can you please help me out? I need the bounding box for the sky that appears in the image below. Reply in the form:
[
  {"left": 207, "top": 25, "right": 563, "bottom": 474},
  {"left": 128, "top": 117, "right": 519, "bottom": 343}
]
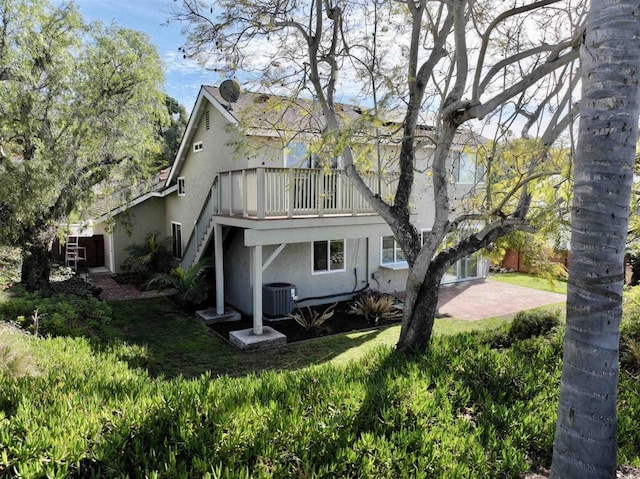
[{"left": 69, "top": 0, "right": 218, "bottom": 113}]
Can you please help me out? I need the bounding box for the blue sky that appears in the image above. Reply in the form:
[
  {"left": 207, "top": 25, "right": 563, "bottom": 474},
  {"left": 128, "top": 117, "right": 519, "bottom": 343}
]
[{"left": 70, "top": 0, "right": 215, "bottom": 113}]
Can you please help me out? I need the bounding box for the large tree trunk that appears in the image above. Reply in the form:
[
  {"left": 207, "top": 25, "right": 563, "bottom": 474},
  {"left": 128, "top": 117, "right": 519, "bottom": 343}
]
[
  {"left": 21, "top": 234, "right": 53, "bottom": 293},
  {"left": 550, "top": 0, "right": 640, "bottom": 477},
  {"left": 396, "top": 266, "right": 445, "bottom": 352}
]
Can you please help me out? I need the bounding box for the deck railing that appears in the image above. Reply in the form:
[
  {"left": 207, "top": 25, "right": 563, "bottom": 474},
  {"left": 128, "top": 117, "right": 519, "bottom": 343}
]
[{"left": 217, "top": 167, "right": 398, "bottom": 219}]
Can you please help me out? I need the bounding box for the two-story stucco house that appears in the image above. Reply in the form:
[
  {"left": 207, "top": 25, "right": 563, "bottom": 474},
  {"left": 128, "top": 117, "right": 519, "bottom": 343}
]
[{"left": 77, "top": 84, "right": 488, "bottom": 347}]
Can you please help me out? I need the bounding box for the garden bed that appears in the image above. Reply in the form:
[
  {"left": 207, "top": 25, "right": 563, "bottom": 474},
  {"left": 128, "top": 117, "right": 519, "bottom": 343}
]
[{"left": 208, "top": 300, "right": 402, "bottom": 344}]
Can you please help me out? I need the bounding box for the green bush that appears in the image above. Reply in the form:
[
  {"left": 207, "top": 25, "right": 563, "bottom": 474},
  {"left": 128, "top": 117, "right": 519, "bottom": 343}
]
[
  {"left": 623, "top": 285, "right": 640, "bottom": 323},
  {"left": 144, "top": 257, "right": 211, "bottom": 308},
  {"left": 0, "top": 293, "right": 111, "bottom": 338},
  {"left": 508, "top": 309, "right": 561, "bottom": 342},
  {"left": 122, "top": 232, "right": 175, "bottom": 274}
]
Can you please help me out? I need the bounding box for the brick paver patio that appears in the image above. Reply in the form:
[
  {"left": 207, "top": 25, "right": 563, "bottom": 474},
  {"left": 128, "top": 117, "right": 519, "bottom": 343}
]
[{"left": 437, "top": 278, "right": 566, "bottom": 320}]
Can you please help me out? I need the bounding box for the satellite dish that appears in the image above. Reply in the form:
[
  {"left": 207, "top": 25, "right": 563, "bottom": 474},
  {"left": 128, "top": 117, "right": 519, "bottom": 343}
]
[{"left": 219, "top": 79, "right": 240, "bottom": 103}]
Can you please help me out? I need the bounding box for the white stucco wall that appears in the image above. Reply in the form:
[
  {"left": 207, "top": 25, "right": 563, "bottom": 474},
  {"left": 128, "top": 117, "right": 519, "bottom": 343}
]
[
  {"left": 108, "top": 196, "right": 167, "bottom": 273},
  {"left": 221, "top": 234, "right": 420, "bottom": 314}
]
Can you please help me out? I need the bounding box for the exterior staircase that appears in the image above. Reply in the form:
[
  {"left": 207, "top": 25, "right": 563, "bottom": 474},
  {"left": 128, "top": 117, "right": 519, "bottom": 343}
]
[{"left": 181, "top": 176, "right": 218, "bottom": 269}]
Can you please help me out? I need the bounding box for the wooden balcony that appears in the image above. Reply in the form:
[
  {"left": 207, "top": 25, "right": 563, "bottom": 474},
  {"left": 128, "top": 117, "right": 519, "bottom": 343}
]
[{"left": 217, "top": 167, "right": 398, "bottom": 219}]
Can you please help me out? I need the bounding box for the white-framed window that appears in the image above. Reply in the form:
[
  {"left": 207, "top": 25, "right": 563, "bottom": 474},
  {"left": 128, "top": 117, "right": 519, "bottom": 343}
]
[
  {"left": 381, "top": 236, "right": 406, "bottom": 265},
  {"left": 285, "top": 141, "right": 338, "bottom": 168},
  {"left": 177, "top": 177, "right": 186, "bottom": 196},
  {"left": 312, "top": 239, "right": 346, "bottom": 274},
  {"left": 452, "top": 151, "right": 484, "bottom": 184},
  {"left": 171, "top": 222, "right": 182, "bottom": 258},
  {"left": 193, "top": 141, "right": 203, "bottom": 153}
]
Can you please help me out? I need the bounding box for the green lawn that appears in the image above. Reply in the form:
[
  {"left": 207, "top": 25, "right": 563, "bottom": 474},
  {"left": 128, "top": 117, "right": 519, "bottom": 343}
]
[
  {"left": 489, "top": 271, "right": 568, "bottom": 294},
  {"left": 0, "top": 277, "right": 561, "bottom": 379},
  {"left": 103, "top": 298, "right": 528, "bottom": 379}
]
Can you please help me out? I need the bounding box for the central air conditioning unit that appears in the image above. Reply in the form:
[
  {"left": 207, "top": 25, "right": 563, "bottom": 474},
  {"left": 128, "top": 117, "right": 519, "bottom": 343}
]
[{"left": 262, "top": 282, "right": 297, "bottom": 316}]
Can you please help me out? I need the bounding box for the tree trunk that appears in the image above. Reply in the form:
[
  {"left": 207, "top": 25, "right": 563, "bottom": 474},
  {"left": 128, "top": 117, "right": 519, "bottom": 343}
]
[
  {"left": 21, "top": 242, "right": 52, "bottom": 293},
  {"left": 396, "top": 266, "right": 445, "bottom": 352},
  {"left": 550, "top": 0, "right": 640, "bottom": 477}
]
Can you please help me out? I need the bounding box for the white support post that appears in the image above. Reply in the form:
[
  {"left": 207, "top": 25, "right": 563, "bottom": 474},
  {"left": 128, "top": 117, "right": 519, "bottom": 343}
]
[
  {"left": 253, "top": 244, "right": 263, "bottom": 335},
  {"left": 214, "top": 222, "right": 224, "bottom": 315}
]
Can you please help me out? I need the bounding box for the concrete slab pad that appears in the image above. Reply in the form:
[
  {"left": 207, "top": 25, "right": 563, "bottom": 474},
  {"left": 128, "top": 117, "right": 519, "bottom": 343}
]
[
  {"left": 229, "top": 327, "right": 287, "bottom": 350},
  {"left": 196, "top": 307, "right": 241, "bottom": 324}
]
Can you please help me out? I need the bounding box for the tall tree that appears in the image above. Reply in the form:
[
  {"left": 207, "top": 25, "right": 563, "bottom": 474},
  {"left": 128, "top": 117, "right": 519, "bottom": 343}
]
[
  {"left": 174, "top": 0, "right": 584, "bottom": 351},
  {"left": 0, "top": 0, "right": 166, "bottom": 291},
  {"left": 550, "top": 0, "right": 640, "bottom": 476},
  {"left": 154, "top": 95, "right": 188, "bottom": 169}
]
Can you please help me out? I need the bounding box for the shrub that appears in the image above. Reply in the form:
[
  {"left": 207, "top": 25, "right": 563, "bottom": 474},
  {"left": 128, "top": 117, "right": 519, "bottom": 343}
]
[
  {"left": 349, "top": 291, "right": 403, "bottom": 324},
  {"left": 0, "top": 293, "right": 112, "bottom": 338},
  {"left": 621, "top": 299, "right": 640, "bottom": 374},
  {"left": 144, "top": 258, "right": 211, "bottom": 307},
  {"left": 288, "top": 303, "right": 336, "bottom": 330},
  {"left": 623, "top": 285, "right": 640, "bottom": 323},
  {"left": 122, "top": 232, "right": 175, "bottom": 274},
  {"left": 508, "top": 309, "right": 561, "bottom": 342},
  {"left": 0, "top": 246, "right": 22, "bottom": 288}
]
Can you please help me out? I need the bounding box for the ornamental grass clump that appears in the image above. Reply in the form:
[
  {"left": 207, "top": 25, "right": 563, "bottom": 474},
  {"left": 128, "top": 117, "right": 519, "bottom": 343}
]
[
  {"left": 288, "top": 303, "right": 336, "bottom": 330},
  {"left": 349, "top": 292, "right": 403, "bottom": 324}
]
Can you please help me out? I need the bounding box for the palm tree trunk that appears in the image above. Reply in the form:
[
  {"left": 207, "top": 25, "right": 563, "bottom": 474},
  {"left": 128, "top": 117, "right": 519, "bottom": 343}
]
[{"left": 550, "top": 0, "right": 640, "bottom": 477}]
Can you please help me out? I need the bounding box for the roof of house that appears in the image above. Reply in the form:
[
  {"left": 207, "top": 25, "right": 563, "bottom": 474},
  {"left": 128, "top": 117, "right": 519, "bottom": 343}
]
[
  {"left": 87, "top": 167, "right": 173, "bottom": 222},
  {"left": 165, "top": 84, "right": 469, "bottom": 186},
  {"left": 202, "top": 85, "right": 372, "bottom": 136}
]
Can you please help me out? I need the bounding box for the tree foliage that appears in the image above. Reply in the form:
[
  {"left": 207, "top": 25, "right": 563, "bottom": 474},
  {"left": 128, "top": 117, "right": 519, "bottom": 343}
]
[
  {"left": 174, "top": 0, "right": 585, "bottom": 350},
  {"left": 0, "top": 0, "right": 166, "bottom": 290},
  {"left": 154, "top": 95, "right": 188, "bottom": 169}
]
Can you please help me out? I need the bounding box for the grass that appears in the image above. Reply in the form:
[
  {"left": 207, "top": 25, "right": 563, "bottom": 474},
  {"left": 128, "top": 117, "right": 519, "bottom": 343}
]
[
  {"left": 2, "top": 283, "right": 639, "bottom": 477},
  {"left": 489, "top": 271, "right": 568, "bottom": 294},
  {"left": 1, "top": 319, "right": 639, "bottom": 477},
  {"left": 0, "top": 278, "right": 559, "bottom": 379},
  {"left": 103, "top": 298, "right": 512, "bottom": 378}
]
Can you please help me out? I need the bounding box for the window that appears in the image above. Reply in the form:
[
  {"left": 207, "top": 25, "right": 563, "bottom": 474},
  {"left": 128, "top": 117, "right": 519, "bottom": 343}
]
[
  {"left": 177, "top": 177, "right": 186, "bottom": 196},
  {"left": 381, "top": 236, "right": 406, "bottom": 265},
  {"left": 193, "top": 141, "right": 203, "bottom": 153},
  {"left": 452, "top": 152, "right": 484, "bottom": 184},
  {"left": 171, "top": 222, "right": 182, "bottom": 258},
  {"left": 312, "top": 239, "right": 345, "bottom": 273},
  {"left": 285, "top": 141, "right": 338, "bottom": 168}
]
